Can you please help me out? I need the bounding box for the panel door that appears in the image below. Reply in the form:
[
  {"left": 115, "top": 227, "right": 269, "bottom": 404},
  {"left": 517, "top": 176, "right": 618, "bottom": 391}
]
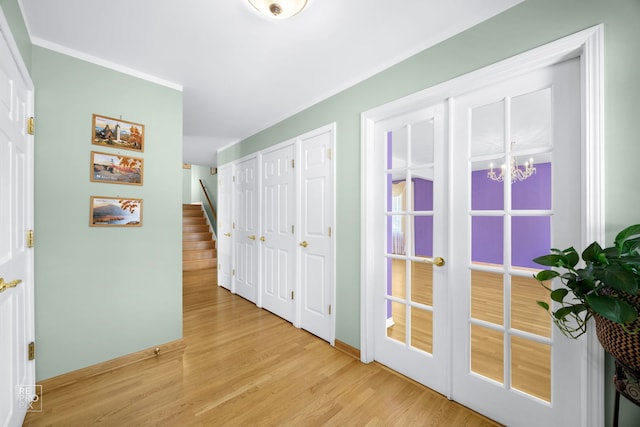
[
  {"left": 372, "top": 104, "right": 449, "bottom": 393},
  {"left": 0, "top": 22, "right": 36, "bottom": 427},
  {"left": 298, "top": 127, "right": 334, "bottom": 342},
  {"left": 217, "top": 164, "right": 233, "bottom": 290},
  {"left": 450, "top": 58, "right": 582, "bottom": 426},
  {"left": 261, "top": 144, "right": 295, "bottom": 322},
  {"left": 233, "top": 157, "right": 258, "bottom": 303}
]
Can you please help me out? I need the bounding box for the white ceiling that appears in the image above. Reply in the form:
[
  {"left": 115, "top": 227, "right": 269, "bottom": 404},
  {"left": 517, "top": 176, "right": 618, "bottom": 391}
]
[{"left": 18, "top": 0, "right": 522, "bottom": 166}]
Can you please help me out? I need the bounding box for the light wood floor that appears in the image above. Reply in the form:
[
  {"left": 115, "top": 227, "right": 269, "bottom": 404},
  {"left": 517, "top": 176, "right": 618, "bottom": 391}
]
[{"left": 24, "top": 268, "right": 500, "bottom": 426}]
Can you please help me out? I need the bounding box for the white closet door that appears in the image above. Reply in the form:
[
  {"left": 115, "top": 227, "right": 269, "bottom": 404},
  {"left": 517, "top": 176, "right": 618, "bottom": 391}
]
[
  {"left": 298, "top": 126, "right": 334, "bottom": 343},
  {"left": 261, "top": 144, "right": 295, "bottom": 322},
  {"left": 216, "top": 164, "right": 233, "bottom": 290},
  {"left": 233, "top": 157, "right": 258, "bottom": 303}
]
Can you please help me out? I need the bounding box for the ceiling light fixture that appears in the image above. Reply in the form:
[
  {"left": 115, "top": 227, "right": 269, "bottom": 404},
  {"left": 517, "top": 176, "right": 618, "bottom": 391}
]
[
  {"left": 248, "top": 0, "right": 308, "bottom": 19},
  {"left": 487, "top": 141, "right": 536, "bottom": 183}
]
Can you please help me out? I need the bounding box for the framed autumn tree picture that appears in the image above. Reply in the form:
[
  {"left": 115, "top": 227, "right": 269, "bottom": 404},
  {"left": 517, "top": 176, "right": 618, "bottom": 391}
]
[{"left": 90, "top": 196, "right": 142, "bottom": 227}]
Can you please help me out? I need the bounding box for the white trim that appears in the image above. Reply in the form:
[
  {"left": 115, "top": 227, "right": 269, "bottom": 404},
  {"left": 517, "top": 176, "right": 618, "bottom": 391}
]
[
  {"left": 31, "top": 37, "right": 183, "bottom": 91},
  {"left": 361, "top": 24, "right": 604, "bottom": 426}
]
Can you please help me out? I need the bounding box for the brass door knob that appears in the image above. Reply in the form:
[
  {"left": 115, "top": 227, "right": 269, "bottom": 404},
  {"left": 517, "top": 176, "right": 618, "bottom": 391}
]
[
  {"left": 0, "top": 277, "right": 22, "bottom": 293},
  {"left": 299, "top": 241, "right": 308, "bottom": 248},
  {"left": 422, "top": 256, "right": 445, "bottom": 267},
  {"left": 224, "top": 232, "right": 231, "bottom": 237},
  {"left": 248, "top": 235, "right": 256, "bottom": 240},
  {"left": 260, "top": 236, "right": 266, "bottom": 242}
]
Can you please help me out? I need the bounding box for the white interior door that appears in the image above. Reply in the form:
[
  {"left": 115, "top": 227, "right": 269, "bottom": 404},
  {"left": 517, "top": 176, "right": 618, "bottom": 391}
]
[
  {"left": 0, "top": 17, "right": 36, "bottom": 427},
  {"left": 216, "top": 164, "right": 233, "bottom": 290},
  {"left": 233, "top": 157, "right": 258, "bottom": 303},
  {"left": 372, "top": 105, "right": 449, "bottom": 393},
  {"left": 261, "top": 144, "right": 295, "bottom": 322},
  {"left": 450, "top": 58, "right": 582, "bottom": 426},
  {"left": 298, "top": 125, "right": 334, "bottom": 343}
]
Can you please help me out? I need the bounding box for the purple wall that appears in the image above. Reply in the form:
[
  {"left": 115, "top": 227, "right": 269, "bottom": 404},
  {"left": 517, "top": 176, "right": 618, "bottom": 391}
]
[
  {"left": 413, "top": 178, "right": 433, "bottom": 257},
  {"left": 471, "top": 162, "right": 551, "bottom": 268}
]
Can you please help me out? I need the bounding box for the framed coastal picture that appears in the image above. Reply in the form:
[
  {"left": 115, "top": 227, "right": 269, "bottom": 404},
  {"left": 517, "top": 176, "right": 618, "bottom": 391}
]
[
  {"left": 90, "top": 196, "right": 143, "bottom": 227},
  {"left": 91, "top": 151, "right": 143, "bottom": 185},
  {"left": 92, "top": 114, "right": 145, "bottom": 152}
]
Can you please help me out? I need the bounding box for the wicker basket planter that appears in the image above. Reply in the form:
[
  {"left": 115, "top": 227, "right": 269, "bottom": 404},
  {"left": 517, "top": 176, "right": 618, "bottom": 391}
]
[{"left": 594, "top": 293, "right": 640, "bottom": 370}]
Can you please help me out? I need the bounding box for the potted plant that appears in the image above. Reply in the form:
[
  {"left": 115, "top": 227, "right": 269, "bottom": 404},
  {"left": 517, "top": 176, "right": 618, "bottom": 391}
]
[{"left": 533, "top": 224, "right": 640, "bottom": 369}]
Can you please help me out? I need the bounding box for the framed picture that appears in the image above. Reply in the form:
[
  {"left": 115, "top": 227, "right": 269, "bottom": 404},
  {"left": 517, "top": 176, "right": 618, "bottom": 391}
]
[
  {"left": 90, "top": 196, "right": 143, "bottom": 227},
  {"left": 92, "top": 114, "right": 144, "bottom": 152},
  {"left": 91, "top": 151, "right": 143, "bottom": 185}
]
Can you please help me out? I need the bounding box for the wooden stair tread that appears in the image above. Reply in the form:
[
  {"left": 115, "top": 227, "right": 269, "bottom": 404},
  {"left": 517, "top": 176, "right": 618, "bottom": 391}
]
[
  {"left": 183, "top": 258, "right": 217, "bottom": 271},
  {"left": 182, "top": 204, "right": 217, "bottom": 272}
]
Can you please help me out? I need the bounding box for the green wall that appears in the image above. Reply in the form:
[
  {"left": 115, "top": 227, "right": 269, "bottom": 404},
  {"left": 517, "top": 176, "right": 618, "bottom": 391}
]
[
  {"left": 219, "top": 0, "right": 640, "bottom": 425},
  {"left": 0, "top": 0, "right": 31, "bottom": 70},
  {"left": 31, "top": 46, "right": 184, "bottom": 381}
]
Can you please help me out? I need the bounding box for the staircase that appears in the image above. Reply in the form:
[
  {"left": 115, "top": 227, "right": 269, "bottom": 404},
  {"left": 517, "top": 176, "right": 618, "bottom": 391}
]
[{"left": 183, "top": 204, "right": 217, "bottom": 271}]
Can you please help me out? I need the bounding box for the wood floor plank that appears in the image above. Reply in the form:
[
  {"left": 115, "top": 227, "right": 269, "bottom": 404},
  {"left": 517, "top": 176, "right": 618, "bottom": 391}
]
[{"left": 24, "top": 267, "right": 500, "bottom": 426}]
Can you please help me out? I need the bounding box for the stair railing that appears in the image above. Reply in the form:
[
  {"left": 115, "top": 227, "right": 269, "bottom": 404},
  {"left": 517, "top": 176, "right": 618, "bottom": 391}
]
[{"left": 199, "top": 179, "right": 217, "bottom": 223}]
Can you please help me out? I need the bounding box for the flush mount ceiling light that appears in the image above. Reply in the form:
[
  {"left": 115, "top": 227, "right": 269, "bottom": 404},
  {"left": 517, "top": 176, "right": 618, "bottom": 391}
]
[{"left": 248, "top": 0, "right": 308, "bottom": 19}]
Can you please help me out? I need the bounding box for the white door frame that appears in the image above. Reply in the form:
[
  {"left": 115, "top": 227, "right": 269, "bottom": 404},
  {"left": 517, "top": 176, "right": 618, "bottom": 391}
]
[{"left": 361, "top": 25, "right": 604, "bottom": 426}]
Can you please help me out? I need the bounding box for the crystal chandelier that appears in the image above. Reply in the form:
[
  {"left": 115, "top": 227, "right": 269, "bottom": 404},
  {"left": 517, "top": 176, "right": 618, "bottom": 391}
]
[{"left": 487, "top": 156, "right": 536, "bottom": 183}]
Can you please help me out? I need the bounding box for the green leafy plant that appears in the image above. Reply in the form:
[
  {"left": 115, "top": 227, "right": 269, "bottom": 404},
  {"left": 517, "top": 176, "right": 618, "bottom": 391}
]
[{"left": 533, "top": 224, "right": 640, "bottom": 338}]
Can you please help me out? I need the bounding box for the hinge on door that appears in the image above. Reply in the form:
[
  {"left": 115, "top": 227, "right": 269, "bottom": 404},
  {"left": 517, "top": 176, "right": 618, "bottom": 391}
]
[
  {"left": 28, "top": 342, "right": 35, "bottom": 360},
  {"left": 27, "top": 117, "right": 35, "bottom": 135},
  {"left": 291, "top": 225, "right": 294, "bottom": 234},
  {"left": 232, "top": 269, "right": 236, "bottom": 276},
  {"left": 291, "top": 159, "right": 295, "bottom": 168},
  {"left": 328, "top": 305, "right": 332, "bottom": 315},
  {"left": 232, "top": 176, "right": 236, "bottom": 182},
  {"left": 328, "top": 227, "right": 332, "bottom": 237},
  {"left": 291, "top": 291, "right": 294, "bottom": 300},
  {"left": 232, "top": 222, "right": 236, "bottom": 229},
  {"left": 328, "top": 148, "right": 332, "bottom": 160},
  {"left": 27, "top": 230, "right": 34, "bottom": 248}
]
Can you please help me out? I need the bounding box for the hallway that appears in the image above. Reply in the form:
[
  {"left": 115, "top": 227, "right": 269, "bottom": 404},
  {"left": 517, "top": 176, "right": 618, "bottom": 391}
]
[{"left": 24, "top": 268, "right": 499, "bottom": 426}]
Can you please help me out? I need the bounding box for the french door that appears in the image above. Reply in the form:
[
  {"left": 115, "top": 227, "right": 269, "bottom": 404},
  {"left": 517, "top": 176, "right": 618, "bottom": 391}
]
[
  {"left": 450, "top": 57, "right": 582, "bottom": 427},
  {"left": 372, "top": 104, "right": 449, "bottom": 392},
  {"left": 367, "top": 56, "right": 586, "bottom": 426}
]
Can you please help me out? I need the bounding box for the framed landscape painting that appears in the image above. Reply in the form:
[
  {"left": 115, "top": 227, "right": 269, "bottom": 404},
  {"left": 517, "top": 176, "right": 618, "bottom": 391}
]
[
  {"left": 90, "top": 196, "right": 143, "bottom": 227},
  {"left": 92, "top": 114, "right": 145, "bottom": 152},
  {"left": 91, "top": 151, "right": 143, "bottom": 185}
]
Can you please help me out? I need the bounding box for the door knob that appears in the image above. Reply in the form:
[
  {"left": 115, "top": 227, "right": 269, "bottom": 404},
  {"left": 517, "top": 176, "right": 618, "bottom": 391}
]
[
  {"left": 248, "top": 235, "right": 256, "bottom": 240},
  {"left": 260, "top": 236, "right": 266, "bottom": 242},
  {"left": 224, "top": 232, "right": 231, "bottom": 237},
  {"left": 423, "top": 256, "right": 445, "bottom": 267},
  {"left": 299, "top": 241, "right": 308, "bottom": 248},
  {"left": 0, "top": 277, "right": 22, "bottom": 293}
]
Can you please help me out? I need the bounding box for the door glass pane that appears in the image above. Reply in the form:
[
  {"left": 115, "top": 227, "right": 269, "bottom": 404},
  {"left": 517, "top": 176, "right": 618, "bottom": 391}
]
[
  {"left": 388, "top": 215, "right": 406, "bottom": 255},
  {"left": 471, "top": 270, "right": 503, "bottom": 326},
  {"left": 511, "top": 336, "right": 551, "bottom": 402},
  {"left": 471, "top": 325, "right": 504, "bottom": 384},
  {"left": 511, "top": 88, "right": 552, "bottom": 152},
  {"left": 389, "top": 127, "right": 408, "bottom": 169},
  {"left": 412, "top": 215, "right": 433, "bottom": 258},
  {"left": 410, "top": 119, "right": 435, "bottom": 167},
  {"left": 511, "top": 159, "right": 551, "bottom": 210},
  {"left": 413, "top": 169, "right": 434, "bottom": 213},
  {"left": 511, "top": 216, "right": 550, "bottom": 270},
  {"left": 470, "top": 100, "right": 505, "bottom": 157},
  {"left": 411, "top": 307, "right": 433, "bottom": 354},
  {"left": 511, "top": 275, "right": 551, "bottom": 338},
  {"left": 411, "top": 260, "right": 432, "bottom": 306},
  {"left": 473, "top": 160, "right": 504, "bottom": 210},
  {"left": 388, "top": 258, "right": 405, "bottom": 299},
  {"left": 471, "top": 216, "right": 503, "bottom": 266},
  {"left": 387, "top": 300, "right": 406, "bottom": 343}
]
